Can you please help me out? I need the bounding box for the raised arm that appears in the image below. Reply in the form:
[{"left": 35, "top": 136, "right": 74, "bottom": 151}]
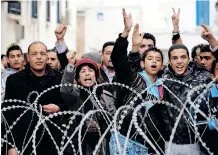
[
  {"left": 201, "top": 24, "right": 218, "bottom": 59},
  {"left": 54, "top": 24, "right": 69, "bottom": 69},
  {"left": 171, "top": 8, "right": 183, "bottom": 45},
  {"left": 60, "top": 64, "right": 80, "bottom": 110},
  {"left": 111, "top": 8, "right": 136, "bottom": 85}
]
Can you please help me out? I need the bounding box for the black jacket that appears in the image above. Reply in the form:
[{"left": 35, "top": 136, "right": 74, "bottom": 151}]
[
  {"left": 2, "top": 63, "right": 67, "bottom": 155},
  {"left": 111, "top": 34, "right": 165, "bottom": 154},
  {"left": 161, "top": 63, "right": 211, "bottom": 144},
  {"left": 128, "top": 51, "right": 142, "bottom": 73}
]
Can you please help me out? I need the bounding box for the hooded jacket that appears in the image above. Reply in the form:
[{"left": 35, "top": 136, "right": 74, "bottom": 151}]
[{"left": 111, "top": 34, "right": 165, "bottom": 154}]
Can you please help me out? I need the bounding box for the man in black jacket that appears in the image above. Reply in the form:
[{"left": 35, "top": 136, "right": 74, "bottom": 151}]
[
  {"left": 2, "top": 41, "right": 67, "bottom": 155},
  {"left": 162, "top": 44, "right": 211, "bottom": 155}
]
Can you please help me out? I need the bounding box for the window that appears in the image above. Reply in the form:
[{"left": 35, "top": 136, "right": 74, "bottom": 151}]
[
  {"left": 32, "top": 0, "right": 37, "bottom": 18},
  {"left": 57, "top": 0, "right": 60, "bottom": 23},
  {"left": 8, "top": 1, "right": 21, "bottom": 15},
  {"left": 97, "top": 12, "right": 104, "bottom": 21},
  {"left": 196, "top": 0, "right": 210, "bottom": 26},
  {"left": 46, "top": 1, "right": 50, "bottom": 21}
]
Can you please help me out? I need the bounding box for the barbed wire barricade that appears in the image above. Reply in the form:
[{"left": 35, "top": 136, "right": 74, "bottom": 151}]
[{"left": 1, "top": 77, "right": 218, "bottom": 155}]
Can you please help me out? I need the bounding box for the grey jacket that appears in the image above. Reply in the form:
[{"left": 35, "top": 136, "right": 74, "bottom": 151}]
[{"left": 1, "top": 68, "right": 17, "bottom": 101}]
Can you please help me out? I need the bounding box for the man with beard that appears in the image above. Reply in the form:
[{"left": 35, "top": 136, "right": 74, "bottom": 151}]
[{"left": 2, "top": 41, "right": 67, "bottom": 155}]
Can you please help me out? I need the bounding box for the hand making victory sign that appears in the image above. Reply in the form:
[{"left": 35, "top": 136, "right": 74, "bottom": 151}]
[{"left": 172, "top": 8, "right": 180, "bottom": 33}]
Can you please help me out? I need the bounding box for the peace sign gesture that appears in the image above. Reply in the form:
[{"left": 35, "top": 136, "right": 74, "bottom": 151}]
[{"left": 172, "top": 8, "right": 180, "bottom": 26}]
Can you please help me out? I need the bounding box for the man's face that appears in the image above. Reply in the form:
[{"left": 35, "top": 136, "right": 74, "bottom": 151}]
[
  {"left": 78, "top": 65, "right": 96, "bottom": 87},
  {"left": 169, "top": 49, "right": 190, "bottom": 76},
  {"left": 138, "top": 39, "right": 154, "bottom": 55},
  {"left": 1, "top": 57, "right": 8, "bottom": 68},
  {"left": 47, "top": 52, "right": 60, "bottom": 69},
  {"left": 28, "top": 44, "right": 48, "bottom": 72},
  {"left": 7, "top": 50, "right": 24, "bottom": 70},
  {"left": 194, "top": 47, "right": 202, "bottom": 65},
  {"left": 141, "top": 51, "right": 162, "bottom": 76},
  {"left": 101, "top": 45, "right": 114, "bottom": 69},
  {"left": 199, "top": 52, "right": 215, "bottom": 71}
]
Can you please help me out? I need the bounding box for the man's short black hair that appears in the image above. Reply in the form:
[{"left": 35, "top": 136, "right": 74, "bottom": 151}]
[
  {"left": 102, "top": 41, "right": 115, "bottom": 53},
  {"left": 6, "top": 43, "right": 23, "bottom": 57},
  {"left": 141, "top": 47, "right": 163, "bottom": 62},
  {"left": 200, "top": 44, "right": 214, "bottom": 56},
  {"left": 1, "top": 54, "right": 6, "bottom": 60},
  {"left": 141, "top": 33, "right": 156, "bottom": 47},
  {"left": 168, "top": 44, "right": 189, "bottom": 59},
  {"left": 47, "top": 47, "right": 57, "bottom": 53},
  {"left": 27, "top": 41, "right": 47, "bottom": 54}
]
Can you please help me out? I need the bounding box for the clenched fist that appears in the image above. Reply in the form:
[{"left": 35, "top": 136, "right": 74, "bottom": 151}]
[{"left": 54, "top": 24, "right": 67, "bottom": 44}]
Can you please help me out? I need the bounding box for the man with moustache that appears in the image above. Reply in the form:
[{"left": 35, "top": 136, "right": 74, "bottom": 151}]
[{"left": 2, "top": 41, "right": 67, "bottom": 155}]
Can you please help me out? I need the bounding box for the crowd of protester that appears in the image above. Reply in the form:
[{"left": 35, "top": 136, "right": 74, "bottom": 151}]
[{"left": 1, "top": 8, "right": 218, "bottom": 155}]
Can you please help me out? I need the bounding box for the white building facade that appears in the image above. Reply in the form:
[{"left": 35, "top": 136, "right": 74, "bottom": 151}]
[
  {"left": 1, "top": 0, "right": 77, "bottom": 54},
  {"left": 1, "top": 0, "right": 218, "bottom": 63}
]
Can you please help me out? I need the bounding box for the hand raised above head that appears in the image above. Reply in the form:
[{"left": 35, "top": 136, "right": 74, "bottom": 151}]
[
  {"left": 122, "top": 8, "right": 133, "bottom": 33},
  {"left": 200, "top": 24, "right": 213, "bottom": 41},
  {"left": 172, "top": 8, "right": 180, "bottom": 32},
  {"left": 132, "top": 24, "right": 143, "bottom": 46},
  {"left": 54, "top": 24, "right": 67, "bottom": 43}
]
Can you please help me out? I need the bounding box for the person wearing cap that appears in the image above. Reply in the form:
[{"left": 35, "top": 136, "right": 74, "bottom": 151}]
[{"left": 60, "top": 58, "right": 116, "bottom": 155}]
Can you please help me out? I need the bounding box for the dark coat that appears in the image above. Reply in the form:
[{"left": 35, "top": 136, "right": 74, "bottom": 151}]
[
  {"left": 128, "top": 51, "right": 142, "bottom": 73},
  {"left": 111, "top": 34, "right": 165, "bottom": 154},
  {"left": 199, "top": 84, "right": 218, "bottom": 155},
  {"left": 161, "top": 63, "right": 211, "bottom": 144},
  {"left": 2, "top": 63, "right": 67, "bottom": 155},
  {"left": 60, "top": 65, "right": 116, "bottom": 155}
]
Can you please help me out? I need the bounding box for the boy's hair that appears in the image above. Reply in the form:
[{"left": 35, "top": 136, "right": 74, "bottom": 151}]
[{"left": 141, "top": 47, "right": 163, "bottom": 62}]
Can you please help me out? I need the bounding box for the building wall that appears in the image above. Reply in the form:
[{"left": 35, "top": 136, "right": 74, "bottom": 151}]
[
  {"left": 2, "top": 0, "right": 218, "bottom": 59},
  {"left": 81, "top": 0, "right": 218, "bottom": 60},
  {"left": 1, "top": 0, "right": 76, "bottom": 54}
]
